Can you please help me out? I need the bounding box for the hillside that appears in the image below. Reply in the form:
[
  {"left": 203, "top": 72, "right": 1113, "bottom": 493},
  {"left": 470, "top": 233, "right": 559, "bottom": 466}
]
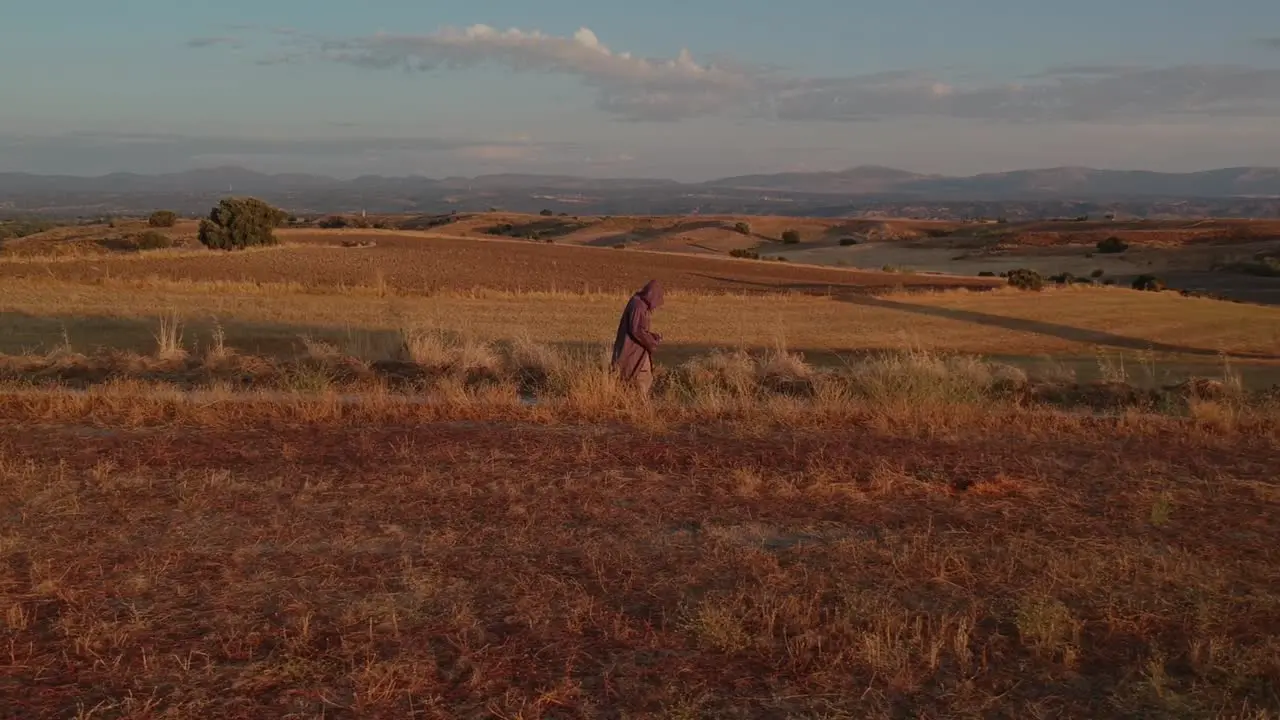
[{"left": 5, "top": 165, "right": 1280, "bottom": 218}]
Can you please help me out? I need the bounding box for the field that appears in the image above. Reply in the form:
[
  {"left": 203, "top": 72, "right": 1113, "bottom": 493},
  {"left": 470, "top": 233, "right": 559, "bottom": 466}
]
[
  {"left": 2, "top": 220, "right": 1280, "bottom": 717},
  {"left": 7, "top": 211, "right": 1279, "bottom": 304}
]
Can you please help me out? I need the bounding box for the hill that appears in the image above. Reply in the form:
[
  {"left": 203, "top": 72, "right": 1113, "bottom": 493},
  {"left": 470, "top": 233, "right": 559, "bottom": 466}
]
[{"left": 5, "top": 165, "right": 1280, "bottom": 218}]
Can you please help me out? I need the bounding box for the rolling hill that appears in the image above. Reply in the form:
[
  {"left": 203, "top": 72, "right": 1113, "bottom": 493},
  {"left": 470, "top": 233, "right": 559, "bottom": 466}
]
[{"left": 4, "top": 165, "right": 1280, "bottom": 218}]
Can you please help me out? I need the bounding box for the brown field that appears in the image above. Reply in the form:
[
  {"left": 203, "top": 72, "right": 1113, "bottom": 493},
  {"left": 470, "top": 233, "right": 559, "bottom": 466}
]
[
  {"left": 1, "top": 387, "right": 1279, "bottom": 717},
  {"left": 429, "top": 213, "right": 1280, "bottom": 250},
  {"left": 0, "top": 227, "right": 999, "bottom": 296},
  {"left": 8, "top": 213, "right": 1279, "bottom": 306},
  {"left": 2, "top": 216, "right": 1280, "bottom": 717}
]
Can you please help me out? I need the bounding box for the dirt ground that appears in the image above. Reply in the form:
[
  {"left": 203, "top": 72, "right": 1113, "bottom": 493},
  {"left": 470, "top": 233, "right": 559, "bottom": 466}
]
[{"left": 1, "top": 401, "right": 1277, "bottom": 718}]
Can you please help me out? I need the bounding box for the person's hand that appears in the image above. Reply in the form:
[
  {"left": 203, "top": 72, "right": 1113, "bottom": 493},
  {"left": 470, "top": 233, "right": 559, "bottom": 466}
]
[{"left": 653, "top": 332, "right": 663, "bottom": 343}]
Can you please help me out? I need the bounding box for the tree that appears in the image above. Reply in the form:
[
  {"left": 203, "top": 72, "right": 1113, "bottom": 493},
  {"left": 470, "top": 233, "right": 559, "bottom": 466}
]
[
  {"left": 1131, "top": 274, "right": 1166, "bottom": 292},
  {"left": 733, "top": 222, "right": 751, "bottom": 235},
  {"left": 198, "top": 197, "right": 287, "bottom": 251},
  {"left": 539, "top": 209, "right": 554, "bottom": 217},
  {"left": 1007, "top": 268, "right": 1045, "bottom": 291},
  {"left": 781, "top": 230, "right": 801, "bottom": 244},
  {"left": 1097, "top": 236, "right": 1129, "bottom": 254},
  {"left": 148, "top": 210, "right": 177, "bottom": 228}
]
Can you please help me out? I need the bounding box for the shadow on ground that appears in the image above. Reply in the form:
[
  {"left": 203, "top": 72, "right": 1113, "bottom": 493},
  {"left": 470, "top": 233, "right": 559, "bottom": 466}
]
[
  {"left": 691, "top": 274, "right": 1280, "bottom": 362},
  {"left": 4, "top": 310, "right": 1280, "bottom": 389}
]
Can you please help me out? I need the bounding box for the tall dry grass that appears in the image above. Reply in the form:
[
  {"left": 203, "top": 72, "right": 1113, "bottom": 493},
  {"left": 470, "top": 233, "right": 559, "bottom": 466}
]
[
  {"left": 152, "top": 311, "right": 185, "bottom": 360},
  {"left": 0, "top": 306, "right": 1276, "bottom": 439}
]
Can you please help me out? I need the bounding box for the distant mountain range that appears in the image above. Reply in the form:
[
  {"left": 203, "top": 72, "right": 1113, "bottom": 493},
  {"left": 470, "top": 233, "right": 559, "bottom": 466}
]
[
  {"left": 3, "top": 165, "right": 1280, "bottom": 219},
  {"left": 706, "top": 165, "right": 1280, "bottom": 197}
]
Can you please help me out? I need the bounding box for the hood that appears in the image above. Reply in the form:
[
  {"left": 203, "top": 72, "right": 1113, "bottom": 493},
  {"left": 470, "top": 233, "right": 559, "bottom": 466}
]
[{"left": 637, "top": 279, "right": 664, "bottom": 310}]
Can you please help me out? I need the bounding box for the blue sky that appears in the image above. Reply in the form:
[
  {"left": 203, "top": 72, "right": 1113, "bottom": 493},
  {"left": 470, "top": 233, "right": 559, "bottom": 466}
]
[{"left": 3, "top": 0, "right": 1280, "bottom": 178}]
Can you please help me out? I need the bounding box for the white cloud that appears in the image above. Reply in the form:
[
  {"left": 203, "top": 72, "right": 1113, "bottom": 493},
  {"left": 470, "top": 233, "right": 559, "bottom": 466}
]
[
  {"left": 270, "top": 24, "right": 759, "bottom": 121},
  {"left": 771, "top": 65, "right": 1280, "bottom": 122},
  {"left": 210, "top": 25, "right": 1280, "bottom": 124}
]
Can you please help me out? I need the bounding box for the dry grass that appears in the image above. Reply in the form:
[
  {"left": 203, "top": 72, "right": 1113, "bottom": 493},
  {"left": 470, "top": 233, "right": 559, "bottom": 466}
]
[
  {"left": 0, "top": 335, "right": 1274, "bottom": 439},
  {"left": 1, "top": 222, "right": 1277, "bottom": 716},
  {"left": 0, "top": 230, "right": 998, "bottom": 295},
  {"left": 0, "top": 386, "right": 1277, "bottom": 717},
  {"left": 2, "top": 276, "right": 1278, "bottom": 372}
]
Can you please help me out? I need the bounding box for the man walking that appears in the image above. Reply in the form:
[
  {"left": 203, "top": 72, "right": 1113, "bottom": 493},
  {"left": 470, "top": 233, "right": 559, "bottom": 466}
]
[{"left": 611, "top": 279, "right": 664, "bottom": 397}]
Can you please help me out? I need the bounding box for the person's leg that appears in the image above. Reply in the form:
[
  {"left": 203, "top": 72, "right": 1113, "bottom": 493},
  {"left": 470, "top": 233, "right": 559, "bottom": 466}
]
[{"left": 634, "top": 355, "right": 653, "bottom": 398}]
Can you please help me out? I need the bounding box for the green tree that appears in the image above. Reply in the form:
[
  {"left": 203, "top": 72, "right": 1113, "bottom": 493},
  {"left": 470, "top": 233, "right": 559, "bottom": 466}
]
[
  {"left": 781, "top": 230, "right": 801, "bottom": 244},
  {"left": 148, "top": 210, "right": 178, "bottom": 228},
  {"left": 198, "top": 197, "right": 288, "bottom": 251}
]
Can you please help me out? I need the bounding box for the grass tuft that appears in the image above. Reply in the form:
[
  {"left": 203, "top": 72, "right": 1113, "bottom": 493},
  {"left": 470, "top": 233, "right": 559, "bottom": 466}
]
[{"left": 152, "top": 311, "right": 186, "bottom": 360}]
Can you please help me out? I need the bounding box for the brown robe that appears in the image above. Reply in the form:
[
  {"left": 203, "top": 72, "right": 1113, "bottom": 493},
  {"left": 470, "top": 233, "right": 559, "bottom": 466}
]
[{"left": 611, "top": 280, "right": 664, "bottom": 380}]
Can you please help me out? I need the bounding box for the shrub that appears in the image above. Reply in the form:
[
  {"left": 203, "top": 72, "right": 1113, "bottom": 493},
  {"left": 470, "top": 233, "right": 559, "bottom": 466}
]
[
  {"left": 1007, "top": 268, "right": 1045, "bottom": 291},
  {"left": 0, "top": 219, "right": 57, "bottom": 241},
  {"left": 197, "top": 197, "right": 287, "bottom": 251},
  {"left": 148, "top": 210, "right": 177, "bottom": 228},
  {"left": 1090, "top": 268, "right": 1105, "bottom": 278},
  {"left": 1048, "top": 272, "right": 1076, "bottom": 285},
  {"left": 1097, "top": 236, "right": 1129, "bottom": 254},
  {"left": 539, "top": 209, "right": 554, "bottom": 217},
  {"left": 839, "top": 237, "right": 860, "bottom": 246},
  {"left": 1227, "top": 256, "right": 1280, "bottom": 277},
  {"left": 733, "top": 221, "right": 751, "bottom": 235},
  {"left": 1132, "top": 274, "right": 1166, "bottom": 292},
  {"left": 978, "top": 271, "right": 996, "bottom": 277},
  {"left": 319, "top": 216, "right": 349, "bottom": 229},
  {"left": 133, "top": 230, "right": 173, "bottom": 251},
  {"left": 781, "top": 230, "right": 801, "bottom": 244},
  {"left": 729, "top": 249, "right": 761, "bottom": 260}
]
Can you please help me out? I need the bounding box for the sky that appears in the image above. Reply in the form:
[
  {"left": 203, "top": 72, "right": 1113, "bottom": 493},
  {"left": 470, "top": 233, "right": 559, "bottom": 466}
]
[{"left": 3, "top": 0, "right": 1280, "bottom": 179}]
